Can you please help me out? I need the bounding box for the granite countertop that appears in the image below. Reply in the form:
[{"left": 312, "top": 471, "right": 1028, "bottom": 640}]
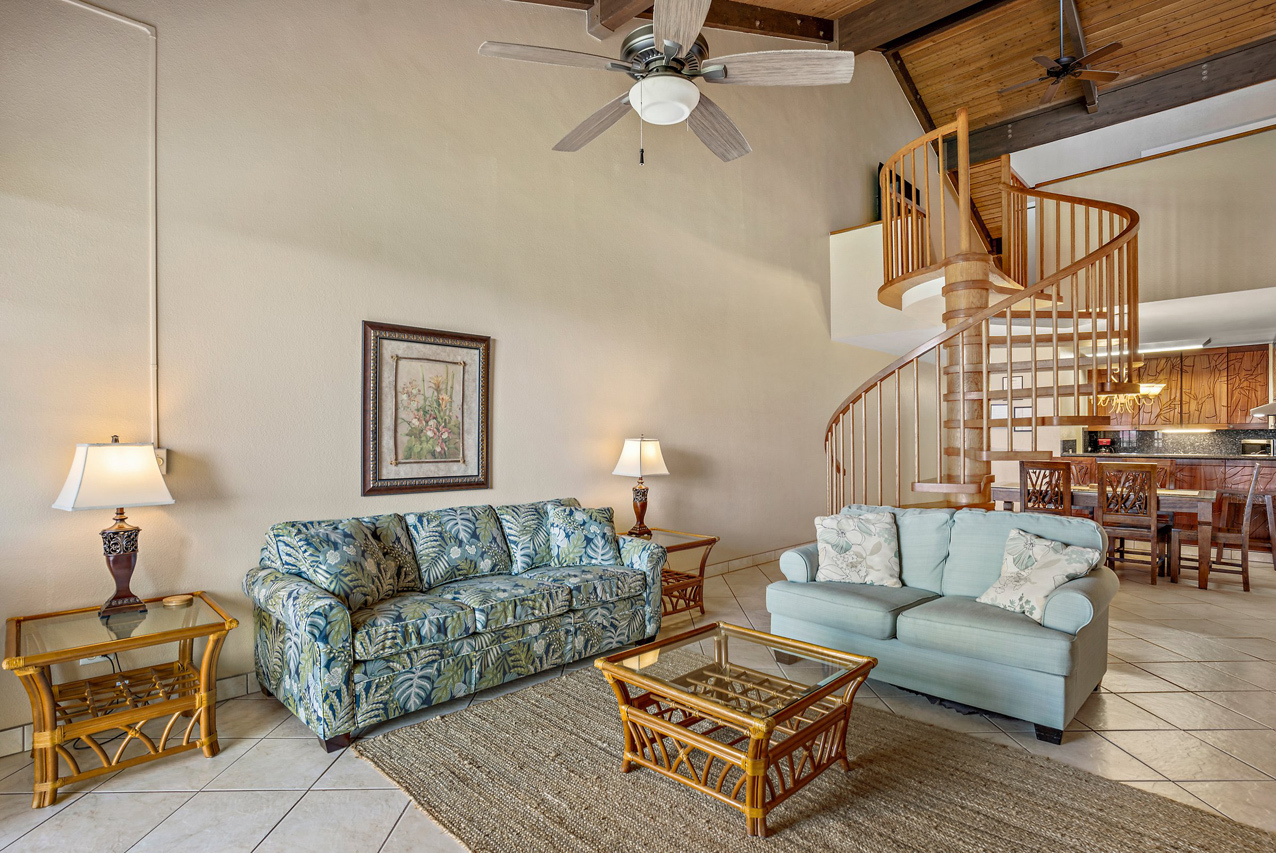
[{"left": 1062, "top": 452, "right": 1276, "bottom": 461}]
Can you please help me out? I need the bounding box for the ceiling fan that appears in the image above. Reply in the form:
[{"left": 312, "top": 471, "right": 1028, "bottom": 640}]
[
  {"left": 478, "top": 0, "right": 856, "bottom": 162},
  {"left": 998, "top": 0, "right": 1122, "bottom": 105}
]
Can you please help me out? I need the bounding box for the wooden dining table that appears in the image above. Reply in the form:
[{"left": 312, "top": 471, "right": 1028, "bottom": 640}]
[{"left": 990, "top": 483, "right": 1219, "bottom": 588}]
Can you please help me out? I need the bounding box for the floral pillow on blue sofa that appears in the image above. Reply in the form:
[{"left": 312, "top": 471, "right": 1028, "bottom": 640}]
[
  {"left": 548, "top": 506, "right": 622, "bottom": 567},
  {"left": 293, "top": 519, "right": 401, "bottom": 611},
  {"left": 405, "top": 505, "right": 512, "bottom": 588},
  {"left": 496, "top": 498, "right": 581, "bottom": 573}
]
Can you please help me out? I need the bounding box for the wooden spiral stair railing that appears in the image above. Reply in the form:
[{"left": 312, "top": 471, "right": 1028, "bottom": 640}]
[{"left": 826, "top": 108, "right": 1141, "bottom": 512}]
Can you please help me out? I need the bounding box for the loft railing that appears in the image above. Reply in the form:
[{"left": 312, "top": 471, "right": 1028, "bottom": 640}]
[{"left": 827, "top": 133, "right": 1139, "bottom": 512}]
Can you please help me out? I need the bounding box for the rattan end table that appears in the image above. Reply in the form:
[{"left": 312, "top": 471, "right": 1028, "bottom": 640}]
[
  {"left": 596, "top": 622, "right": 876, "bottom": 837},
  {"left": 3, "top": 592, "right": 237, "bottom": 808},
  {"left": 644, "top": 528, "right": 718, "bottom": 617}
]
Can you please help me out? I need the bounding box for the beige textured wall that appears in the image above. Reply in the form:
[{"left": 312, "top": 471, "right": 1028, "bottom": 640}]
[{"left": 0, "top": 0, "right": 921, "bottom": 728}]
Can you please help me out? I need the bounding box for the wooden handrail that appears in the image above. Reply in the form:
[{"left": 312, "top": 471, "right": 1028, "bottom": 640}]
[{"left": 826, "top": 115, "right": 1140, "bottom": 512}]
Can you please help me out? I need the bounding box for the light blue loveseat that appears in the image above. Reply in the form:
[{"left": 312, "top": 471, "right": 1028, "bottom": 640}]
[
  {"left": 242, "top": 498, "right": 665, "bottom": 750},
  {"left": 766, "top": 506, "right": 1117, "bottom": 742}
]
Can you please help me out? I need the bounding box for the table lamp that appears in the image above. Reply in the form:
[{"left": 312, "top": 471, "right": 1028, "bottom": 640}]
[
  {"left": 612, "top": 435, "right": 669, "bottom": 537},
  {"left": 53, "top": 436, "right": 174, "bottom": 616}
]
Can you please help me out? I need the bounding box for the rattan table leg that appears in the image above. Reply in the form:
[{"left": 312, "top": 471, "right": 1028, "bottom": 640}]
[
  {"left": 16, "top": 666, "right": 58, "bottom": 808},
  {"left": 198, "top": 630, "right": 229, "bottom": 758}
]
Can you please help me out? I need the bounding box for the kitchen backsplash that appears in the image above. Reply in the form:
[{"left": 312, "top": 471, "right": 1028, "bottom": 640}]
[{"left": 1082, "top": 428, "right": 1276, "bottom": 455}]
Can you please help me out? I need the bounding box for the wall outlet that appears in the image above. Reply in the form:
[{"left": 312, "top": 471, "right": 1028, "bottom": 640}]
[
  {"left": 155, "top": 447, "right": 168, "bottom": 474},
  {"left": 79, "top": 656, "right": 110, "bottom": 666}
]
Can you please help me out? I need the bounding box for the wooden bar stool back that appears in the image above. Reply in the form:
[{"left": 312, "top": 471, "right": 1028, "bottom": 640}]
[
  {"left": 1020, "top": 460, "right": 1072, "bottom": 516},
  {"left": 1172, "top": 462, "right": 1260, "bottom": 591},
  {"left": 1096, "top": 462, "right": 1171, "bottom": 584}
]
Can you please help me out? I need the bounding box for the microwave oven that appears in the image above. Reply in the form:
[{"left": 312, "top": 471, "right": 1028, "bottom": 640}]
[{"left": 1240, "top": 439, "right": 1274, "bottom": 457}]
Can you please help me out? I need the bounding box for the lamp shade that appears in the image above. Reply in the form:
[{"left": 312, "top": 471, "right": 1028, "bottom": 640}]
[
  {"left": 612, "top": 437, "right": 669, "bottom": 478},
  {"left": 53, "top": 442, "right": 174, "bottom": 511}
]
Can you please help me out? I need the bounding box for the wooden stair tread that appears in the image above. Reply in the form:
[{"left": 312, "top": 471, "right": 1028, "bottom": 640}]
[
  {"left": 943, "top": 385, "right": 1097, "bottom": 402},
  {"left": 943, "top": 415, "right": 1111, "bottom": 428}
]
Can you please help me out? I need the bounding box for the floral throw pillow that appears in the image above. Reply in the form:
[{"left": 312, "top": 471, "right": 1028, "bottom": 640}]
[
  {"left": 294, "top": 519, "right": 399, "bottom": 611},
  {"left": 496, "top": 498, "right": 582, "bottom": 573},
  {"left": 977, "top": 528, "right": 1102, "bottom": 624},
  {"left": 814, "top": 512, "right": 902, "bottom": 587},
  {"left": 548, "top": 506, "right": 622, "bottom": 567}
]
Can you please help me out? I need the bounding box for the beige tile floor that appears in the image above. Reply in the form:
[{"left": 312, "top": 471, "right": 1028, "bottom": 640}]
[{"left": 2, "top": 549, "right": 1275, "bottom": 850}]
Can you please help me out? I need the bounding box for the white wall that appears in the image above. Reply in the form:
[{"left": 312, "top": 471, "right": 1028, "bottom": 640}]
[{"left": 0, "top": 0, "right": 920, "bottom": 727}]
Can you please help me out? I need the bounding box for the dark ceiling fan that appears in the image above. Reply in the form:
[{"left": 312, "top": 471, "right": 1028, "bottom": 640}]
[
  {"left": 478, "top": 0, "right": 857, "bottom": 162},
  {"left": 999, "top": 0, "right": 1122, "bottom": 105}
]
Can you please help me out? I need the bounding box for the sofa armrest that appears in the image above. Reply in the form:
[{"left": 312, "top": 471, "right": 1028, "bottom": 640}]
[
  {"left": 618, "top": 536, "right": 668, "bottom": 637},
  {"left": 243, "top": 566, "right": 355, "bottom": 738},
  {"left": 243, "top": 566, "right": 351, "bottom": 647},
  {"left": 1041, "top": 565, "right": 1119, "bottom": 635},
  {"left": 779, "top": 543, "right": 819, "bottom": 583}
]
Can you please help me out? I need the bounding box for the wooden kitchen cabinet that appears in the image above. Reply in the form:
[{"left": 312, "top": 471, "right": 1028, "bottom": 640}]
[
  {"left": 1137, "top": 355, "right": 1181, "bottom": 426},
  {"left": 1182, "top": 351, "right": 1230, "bottom": 425},
  {"left": 1227, "top": 346, "right": 1271, "bottom": 427}
]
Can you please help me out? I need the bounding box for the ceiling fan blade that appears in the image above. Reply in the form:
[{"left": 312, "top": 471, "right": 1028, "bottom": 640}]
[
  {"left": 703, "top": 50, "right": 856, "bottom": 86},
  {"left": 1039, "top": 77, "right": 1063, "bottom": 105},
  {"left": 1074, "top": 68, "right": 1120, "bottom": 83},
  {"left": 654, "top": 0, "right": 712, "bottom": 58},
  {"left": 998, "top": 77, "right": 1048, "bottom": 94},
  {"left": 478, "top": 41, "right": 628, "bottom": 72},
  {"left": 687, "top": 93, "right": 751, "bottom": 162},
  {"left": 552, "top": 93, "right": 632, "bottom": 152},
  {"left": 1032, "top": 55, "right": 1062, "bottom": 70},
  {"left": 1074, "top": 41, "right": 1122, "bottom": 67}
]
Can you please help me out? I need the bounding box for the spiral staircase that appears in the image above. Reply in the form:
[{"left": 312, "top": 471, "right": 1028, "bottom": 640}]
[{"left": 826, "top": 108, "right": 1141, "bottom": 512}]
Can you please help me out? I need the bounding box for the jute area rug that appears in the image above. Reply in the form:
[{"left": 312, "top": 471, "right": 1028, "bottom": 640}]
[{"left": 356, "top": 657, "right": 1276, "bottom": 853}]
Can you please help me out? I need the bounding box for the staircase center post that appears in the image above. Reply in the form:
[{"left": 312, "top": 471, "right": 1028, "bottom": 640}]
[{"left": 941, "top": 251, "right": 994, "bottom": 505}]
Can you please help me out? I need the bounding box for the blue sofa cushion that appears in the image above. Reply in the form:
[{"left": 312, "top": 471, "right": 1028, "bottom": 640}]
[
  {"left": 895, "top": 596, "right": 1076, "bottom": 676},
  {"left": 265, "top": 514, "right": 419, "bottom": 593},
  {"left": 291, "top": 520, "right": 401, "bottom": 611},
  {"left": 942, "top": 509, "right": 1106, "bottom": 599},
  {"left": 405, "top": 506, "right": 512, "bottom": 588},
  {"left": 521, "top": 565, "right": 645, "bottom": 609},
  {"left": 350, "top": 593, "right": 476, "bottom": 661},
  {"left": 765, "top": 581, "right": 939, "bottom": 641},
  {"left": 428, "top": 575, "right": 570, "bottom": 631},
  {"left": 841, "top": 505, "right": 954, "bottom": 594},
  {"left": 495, "top": 498, "right": 582, "bottom": 573}
]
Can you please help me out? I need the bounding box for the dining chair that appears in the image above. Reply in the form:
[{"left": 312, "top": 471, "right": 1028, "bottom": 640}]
[
  {"left": 1019, "top": 460, "right": 1072, "bottom": 516},
  {"left": 1172, "top": 462, "right": 1261, "bottom": 591},
  {"left": 1096, "top": 462, "right": 1171, "bottom": 584}
]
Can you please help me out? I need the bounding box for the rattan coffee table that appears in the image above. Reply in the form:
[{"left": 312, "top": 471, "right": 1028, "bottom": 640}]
[{"left": 595, "top": 622, "right": 875, "bottom": 837}]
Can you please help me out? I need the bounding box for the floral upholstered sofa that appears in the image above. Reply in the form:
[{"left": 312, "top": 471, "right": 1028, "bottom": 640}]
[{"left": 242, "top": 498, "right": 665, "bottom": 749}]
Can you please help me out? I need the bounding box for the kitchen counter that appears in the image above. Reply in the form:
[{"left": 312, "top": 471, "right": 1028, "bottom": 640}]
[{"left": 1063, "top": 453, "right": 1276, "bottom": 461}]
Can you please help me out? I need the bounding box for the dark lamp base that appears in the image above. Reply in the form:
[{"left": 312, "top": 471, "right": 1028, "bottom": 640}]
[
  {"left": 100, "top": 513, "right": 147, "bottom": 617},
  {"left": 626, "top": 522, "right": 652, "bottom": 538},
  {"left": 628, "top": 481, "right": 652, "bottom": 538}
]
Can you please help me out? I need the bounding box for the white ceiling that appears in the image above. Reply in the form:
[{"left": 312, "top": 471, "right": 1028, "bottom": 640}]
[{"left": 1140, "top": 287, "right": 1276, "bottom": 349}]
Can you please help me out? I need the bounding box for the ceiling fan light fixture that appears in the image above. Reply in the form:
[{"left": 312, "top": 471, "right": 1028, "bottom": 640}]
[{"left": 629, "top": 74, "right": 700, "bottom": 126}]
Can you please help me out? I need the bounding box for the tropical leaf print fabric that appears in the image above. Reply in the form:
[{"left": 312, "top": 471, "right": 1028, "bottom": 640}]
[
  {"left": 350, "top": 593, "right": 475, "bottom": 660},
  {"left": 427, "top": 575, "right": 570, "bottom": 631},
  {"left": 294, "top": 520, "right": 400, "bottom": 611},
  {"left": 523, "top": 564, "right": 646, "bottom": 609},
  {"left": 814, "top": 511, "right": 903, "bottom": 587},
  {"left": 496, "top": 498, "right": 581, "bottom": 573},
  {"left": 619, "top": 535, "right": 666, "bottom": 637},
  {"left": 264, "top": 514, "right": 418, "bottom": 593},
  {"left": 405, "top": 505, "right": 512, "bottom": 588},
  {"left": 977, "top": 528, "right": 1101, "bottom": 623},
  {"left": 548, "top": 506, "right": 622, "bottom": 567},
  {"left": 568, "top": 596, "right": 647, "bottom": 659}
]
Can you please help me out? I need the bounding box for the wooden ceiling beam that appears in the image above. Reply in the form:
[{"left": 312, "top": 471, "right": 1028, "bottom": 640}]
[
  {"left": 949, "top": 35, "right": 1276, "bottom": 164},
  {"left": 508, "top": 0, "right": 834, "bottom": 43},
  {"left": 838, "top": 0, "right": 1015, "bottom": 54},
  {"left": 587, "top": 0, "right": 653, "bottom": 39},
  {"left": 1060, "top": 0, "right": 1099, "bottom": 114}
]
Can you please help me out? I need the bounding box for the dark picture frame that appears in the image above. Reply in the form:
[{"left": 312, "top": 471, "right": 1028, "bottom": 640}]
[{"left": 362, "top": 321, "right": 491, "bottom": 495}]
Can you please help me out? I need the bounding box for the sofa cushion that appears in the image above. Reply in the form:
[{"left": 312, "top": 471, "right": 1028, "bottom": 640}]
[
  {"left": 548, "top": 506, "right": 622, "bottom": 567},
  {"left": 977, "top": 529, "right": 1102, "bottom": 624},
  {"left": 350, "top": 593, "right": 476, "bottom": 660},
  {"left": 427, "top": 575, "right": 570, "bottom": 631},
  {"left": 522, "top": 565, "right": 646, "bottom": 609},
  {"left": 895, "top": 596, "right": 1076, "bottom": 676},
  {"left": 405, "top": 505, "right": 512, "bottom": 588},
  {"left": 265, "top": 514, "right": 419, "bottom": 592},
  {"left": 841, "top": 505, "right": 954, "bottom": 594},
  {"left": 495, "top": 498, "right": 581, "bottom": 573},
  {"left": 815, "top": 512, "right": 902, "bottom": 587},
  {"left": 765, "top": 581, "right": 938, "bottom": 641},
  {"left": 942, "top": 509, "right": 1106, "bottom": 599},
  {"left": 292, "top": 519, "right": 400, "bottom": 611}
]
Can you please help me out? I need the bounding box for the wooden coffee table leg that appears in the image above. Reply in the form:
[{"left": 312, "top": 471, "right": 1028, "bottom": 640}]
[{"left": 744, "top": 730, "right": 768, "bottom": 837}]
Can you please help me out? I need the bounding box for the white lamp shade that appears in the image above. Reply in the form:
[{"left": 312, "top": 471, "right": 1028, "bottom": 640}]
[
  {"left": 53, "top": 442, "right": 174, "bottom": 511},
  {"left": 612, "top": 438, "right": 670, "bottom": 478}
]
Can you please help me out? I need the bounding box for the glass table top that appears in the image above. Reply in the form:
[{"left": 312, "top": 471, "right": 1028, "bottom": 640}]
[
  {"left": 608, "top": 624, "right": 859, "bottom": 721},
  {"left": 646, "top": 529, "right": 717, "bottom": 550},
  {"left": 14, "top": 597, "right": 218, "bottom": 660}
]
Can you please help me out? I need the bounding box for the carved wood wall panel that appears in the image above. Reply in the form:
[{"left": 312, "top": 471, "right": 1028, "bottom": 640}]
[
  {"left": 1182, "top": 351, "right": 1230, "bottom": 425},
  {"left": 1227, "top": 346, "right": 1271, "bottom": 426},
  {"left": 1138, "top": 356, "right": 1181, "bottom": 425}
]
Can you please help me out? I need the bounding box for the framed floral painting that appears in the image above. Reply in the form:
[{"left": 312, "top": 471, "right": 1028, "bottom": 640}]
[{"left": 362, "top": 321, "right": 491, "bottom": 495}]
